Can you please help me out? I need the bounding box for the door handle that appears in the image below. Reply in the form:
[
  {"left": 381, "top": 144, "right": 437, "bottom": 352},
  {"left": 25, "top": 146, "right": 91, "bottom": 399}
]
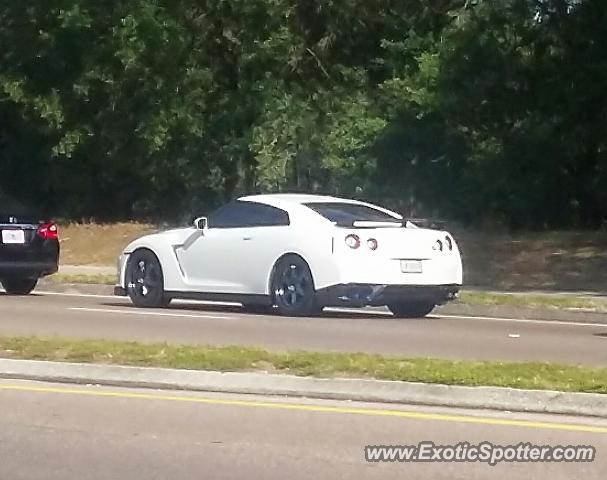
[{"left": 242, "top": 237, "right": 253, "bottom": 241}]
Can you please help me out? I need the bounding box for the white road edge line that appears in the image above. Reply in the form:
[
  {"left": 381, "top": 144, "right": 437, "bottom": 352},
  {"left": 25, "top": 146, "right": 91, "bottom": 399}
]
[
  {"left": 439, "top": 313, "right": 607, "bottom": 328},
  {"left": 32, "top": 290, "right": 607, "bottom": 328},
  {"left": 69, "top": 307, "right": 235, "bottom": 321},
  {"left": 323, "top": 308, "right": 607, "bottom": 328}
]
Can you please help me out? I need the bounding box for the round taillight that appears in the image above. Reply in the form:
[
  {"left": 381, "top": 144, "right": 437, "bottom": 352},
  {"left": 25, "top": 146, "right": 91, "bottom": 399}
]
[
  {"left": 432, "top": 239, "right": 443, "bottom": 252},
  {"left": 367, "top": 238, "right": 378, "bottom": 250},
  {"left": 445, "top": 235, "right": 453, "bottom": 251},
  {"left": 345, "top": 234, "right": 361, "bottom": 249}
]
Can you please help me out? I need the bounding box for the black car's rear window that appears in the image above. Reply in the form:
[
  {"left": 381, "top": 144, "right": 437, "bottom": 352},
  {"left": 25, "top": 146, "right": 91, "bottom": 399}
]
[
  {"left": 304, "top": 202, "right": 401, "bottom": 225},
  {"left": 0, "top": 191, "right": 36, "bottom": 217}
]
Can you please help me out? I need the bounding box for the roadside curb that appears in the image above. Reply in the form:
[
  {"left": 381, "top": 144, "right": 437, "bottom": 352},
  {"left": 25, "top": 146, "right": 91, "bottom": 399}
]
[
  {"left": 37, "top": 281, "right": 114, "bottom": 296},
  {"left": 0, "top": 359, "right": 605, "bottom": 418}
]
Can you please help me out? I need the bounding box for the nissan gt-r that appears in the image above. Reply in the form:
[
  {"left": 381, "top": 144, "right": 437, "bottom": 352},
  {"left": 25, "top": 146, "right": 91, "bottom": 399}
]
[{"left": 114, "top": 194, "right": 463, "bottom": 317}]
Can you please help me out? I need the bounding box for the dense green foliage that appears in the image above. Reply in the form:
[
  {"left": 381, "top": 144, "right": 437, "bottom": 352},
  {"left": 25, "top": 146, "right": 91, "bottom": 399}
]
[{"left": 0, "top": 0, "right": 604, "bottom": 228}]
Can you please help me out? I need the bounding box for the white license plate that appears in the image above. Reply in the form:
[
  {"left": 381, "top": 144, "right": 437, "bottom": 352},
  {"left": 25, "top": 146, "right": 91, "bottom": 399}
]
[
  {"left": 1, "top": 229, "right": 25, "bottom": 244},
  {"left": 400, "top": 260, "right": 423, "bottom": 273}
]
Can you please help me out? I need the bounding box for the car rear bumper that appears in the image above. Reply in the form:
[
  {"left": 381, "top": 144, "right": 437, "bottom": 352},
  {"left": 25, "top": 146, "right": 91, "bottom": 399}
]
[
  {"left": 0, "top": 238, "right": 59, "bottom": 280},
  {"left": 0, "top": 260, "right": 58, "bottom": 279},
  {"left": 332, "top": 257, "right": 463, "bottom": 288},
  {"left": 316, "top": 283, "right": 461, "bottom": 307}
]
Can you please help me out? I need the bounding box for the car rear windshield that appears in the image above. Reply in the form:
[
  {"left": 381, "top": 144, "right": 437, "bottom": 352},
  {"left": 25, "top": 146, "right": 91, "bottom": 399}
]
[
  {"left": 304, "top": 202, "right": 401, "bottom": 226},
  {"left": 0, "top": 191, "right": 36, "bottom": 217}
]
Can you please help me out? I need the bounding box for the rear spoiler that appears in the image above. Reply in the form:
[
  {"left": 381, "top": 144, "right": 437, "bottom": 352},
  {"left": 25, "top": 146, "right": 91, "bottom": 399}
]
[
  {"left": 404, "top": 218, "right": 447, "bottom": 230},
  {"left": 334, "top": 218, "right": 447, "bottom": 230}
]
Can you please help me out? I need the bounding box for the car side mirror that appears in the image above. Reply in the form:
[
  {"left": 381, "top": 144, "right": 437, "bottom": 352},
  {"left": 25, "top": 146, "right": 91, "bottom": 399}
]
[{"left": 193, "top": 216, "right": 208, "bottom": 230}]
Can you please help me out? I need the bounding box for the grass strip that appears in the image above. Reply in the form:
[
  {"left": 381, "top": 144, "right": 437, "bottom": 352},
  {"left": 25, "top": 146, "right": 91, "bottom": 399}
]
[
  {"left": 459, "top": 291, "right": 607, "bottom": 311},
  {"left": 0, "top": 336, "right": 605, "bottom": 394}
]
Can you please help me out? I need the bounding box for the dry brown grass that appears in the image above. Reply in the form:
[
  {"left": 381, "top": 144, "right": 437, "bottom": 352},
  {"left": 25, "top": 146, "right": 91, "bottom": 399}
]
[
  {"left": 456, "top": 230, "right": 607, "bottom": 292},
  {"left": 58, "top": 222, "right": 157, "bottom": 266}
]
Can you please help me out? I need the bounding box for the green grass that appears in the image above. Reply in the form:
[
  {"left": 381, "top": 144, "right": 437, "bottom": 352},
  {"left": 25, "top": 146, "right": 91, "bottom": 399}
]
[
  {"left": 459, "top": 291, "right": 607, "bottom": 311},
  {"left": 45, "top": 274, "right": 116, "bottom": 285},
  {"left": 1, "top": 336, "right": 605, "bottom": 394}
]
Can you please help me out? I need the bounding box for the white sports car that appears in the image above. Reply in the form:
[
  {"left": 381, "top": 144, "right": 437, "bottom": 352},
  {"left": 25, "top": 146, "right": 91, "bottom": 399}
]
[{"left": 115, "top": 194, "right": 463, "bottom": 317}]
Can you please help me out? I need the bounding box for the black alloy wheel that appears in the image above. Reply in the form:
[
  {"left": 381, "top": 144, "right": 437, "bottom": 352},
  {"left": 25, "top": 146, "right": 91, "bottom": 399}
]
[
  {"left": 271, "top": 256, "right": 320, "bottom": 316},
  {"left": 126, "top": 249, "right": 170, "bottom": 308}
]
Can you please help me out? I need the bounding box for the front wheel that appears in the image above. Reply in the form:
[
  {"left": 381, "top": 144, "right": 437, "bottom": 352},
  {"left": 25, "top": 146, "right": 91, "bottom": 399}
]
[
  {"left": 1, "top": 278, "right": 38, "bottom": 295},
  {"left": 388, "top": 301, "right": 435, "bottom": 318},
  {"left": 271, "top": 256, "right": 320, "bottom": 317},
  {"left": 126, "top": 250, "right": 170, "bottom": 308}
]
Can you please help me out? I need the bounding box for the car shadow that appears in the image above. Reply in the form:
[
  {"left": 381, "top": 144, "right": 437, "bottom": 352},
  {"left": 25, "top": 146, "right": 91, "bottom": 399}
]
[
  {"left": 102, "top": 301, "right": 244, "bottom": 314},
  {"left": 99, "top": 301, "right": 442, "bottom": 322}
]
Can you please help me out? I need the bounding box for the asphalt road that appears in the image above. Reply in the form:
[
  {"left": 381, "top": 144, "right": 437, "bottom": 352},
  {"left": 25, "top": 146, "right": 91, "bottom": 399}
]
[
  {"left": 0, "top": 379, "right": 605, "bottom": 480},
  {"left": 0, "top": 291, "right": 606, "bottom": 365}
]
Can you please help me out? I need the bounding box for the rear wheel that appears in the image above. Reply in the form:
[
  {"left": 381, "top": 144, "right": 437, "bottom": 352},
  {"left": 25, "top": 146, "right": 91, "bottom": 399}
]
[
  {"left": 1, "top": 278, "right": 38, "bottom": 295},
  {"left": 271, "top": 256, "right": 320, "bottom": 317},
  {"left": 388, "top": 301, "right": 435, "bottom": 318},
  {"left": 126, "top": 249, "right": 170, "bottom": 308}
]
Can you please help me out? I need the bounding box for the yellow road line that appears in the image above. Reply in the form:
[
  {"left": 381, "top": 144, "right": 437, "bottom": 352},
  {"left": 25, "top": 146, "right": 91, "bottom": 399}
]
[{"left": 1, "top": 383, "right": 606, "bottom": 434}]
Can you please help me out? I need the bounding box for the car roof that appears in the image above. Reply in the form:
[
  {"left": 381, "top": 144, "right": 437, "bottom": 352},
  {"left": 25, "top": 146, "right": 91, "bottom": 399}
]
[
  {"left": 237, "top": 193, "right": 402, "bottom": 219},
  {"left": 239, "top": 193, "right": 338, "bottom": 203},
  {"left": 238, "top": 193, "right": 359, "bottom": 206}
]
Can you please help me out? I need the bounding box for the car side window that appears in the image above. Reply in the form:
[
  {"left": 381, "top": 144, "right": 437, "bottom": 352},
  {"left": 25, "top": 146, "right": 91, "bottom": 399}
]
[
  {"left": 207, "top": 201, "right": 289, "bottom": 228},
  {"left": 207, "top": 201, "right": 249, "bottom": 228},
  {"left": 246, "top": 202, "right": 290, "bottom": 227}
]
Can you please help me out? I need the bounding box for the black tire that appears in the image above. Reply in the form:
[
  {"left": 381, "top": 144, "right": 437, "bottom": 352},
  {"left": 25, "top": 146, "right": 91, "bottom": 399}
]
[
  {"left": 126, "top": 249, "right": 170, "bottom": 308},
  {"left": 388, "top": 301, "right": 435, "bottom": 318},
  {"left": 1, "top": 278, "right": 38, "bottom": 295},
  {"left": 271, "top": 255, "right": 320, "bottom": 317}
]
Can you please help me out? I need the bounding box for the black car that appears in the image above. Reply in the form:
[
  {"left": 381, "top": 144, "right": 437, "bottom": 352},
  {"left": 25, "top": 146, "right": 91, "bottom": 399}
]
[{"left": 0, "top": 195, "right": 59, "bottom": 295}]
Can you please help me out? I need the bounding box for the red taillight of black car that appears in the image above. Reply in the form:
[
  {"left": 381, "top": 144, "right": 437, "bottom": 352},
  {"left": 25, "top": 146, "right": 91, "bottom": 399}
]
[{"left": 37, "top": 222, "right": 58, "bottom": 240}]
